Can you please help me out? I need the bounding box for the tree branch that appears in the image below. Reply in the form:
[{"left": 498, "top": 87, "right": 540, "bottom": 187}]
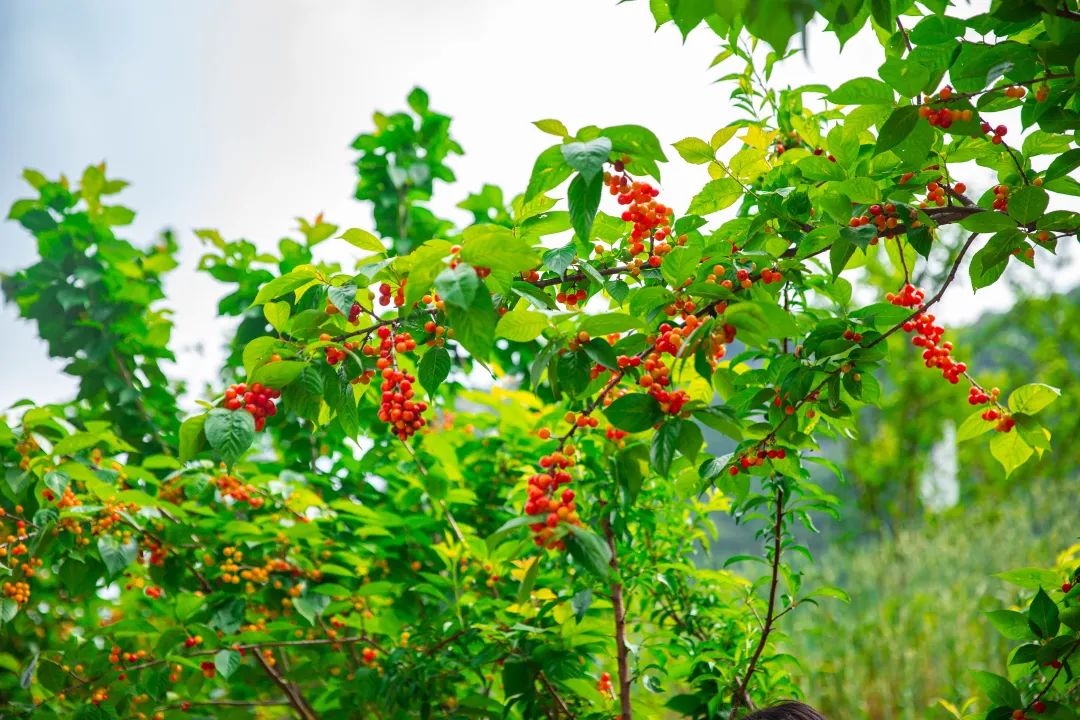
[
  {"left": 603, "top": 517, "right": 633, "bottom": 720},
  {"left": 728, "top": 484, "right": 784, "bottom": 719},
  {"left": 537, "top": 669, "right": 577, "bottom": 718},
  {"left": 254, "top": 648, "right": 317, "bottom": 720}
]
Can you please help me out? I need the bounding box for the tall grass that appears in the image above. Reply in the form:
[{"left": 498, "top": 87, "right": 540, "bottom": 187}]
[{"left": 783, "top": 476, "right": 1077, "bottom": 720}]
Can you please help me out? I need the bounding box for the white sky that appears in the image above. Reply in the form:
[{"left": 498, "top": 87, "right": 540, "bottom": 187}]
[{"left": 1, "top": 0, "right": 1075, "bottom": 409}]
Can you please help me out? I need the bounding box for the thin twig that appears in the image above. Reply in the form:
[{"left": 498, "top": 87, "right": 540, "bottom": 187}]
[
  {"left": 537, "top": 670, "right": 577, "bottom": 718},
  {"left": 728, "top": 485, "right": 785, "bottom": 719},
  {"left": 603, "top": 517, "right": 633, "bottom": 720}
]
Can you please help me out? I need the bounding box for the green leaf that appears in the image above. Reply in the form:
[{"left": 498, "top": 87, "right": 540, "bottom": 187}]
[
  {"left": 565, "top": 524, "right": 612, "bottom": 580},
  {"left": 660, "top": 245, "right": 702, "bottom": 287},
  {"left": 263, "top": 301, "right": 290, "bottom": 332},
  {"left": 204, "top": 408, "right": 256, "bottom": 467},
  {"left": 603, "top": 394, "right": 662, "bottom": 432},
  {"left": 561, "top": 137, "right": 612, "bottom": 184},
  {"left": 874, "top": 106, "right": 920, "bottom": 156},
  {"left": 878, "top": 58, "right": 930, "bottom": 98},
  {"left": 972, "top": 670, "right": 1022, "bottom": 709},
  {"left": 447, "top": 287, "right": 496, "bottom": 362},
  {"left": 526, "top": 144, "right": 574, "bottom": 201},
  {"left": 580, "top": 313, "right": 645, "bottom": 336},
  {"left": 908, "top": 14, "right": 965, "bottom": 45},
  {"left": 434, "top": 264, "right": 480, "bottom": 309},
  {"left": 687, "top": 178, "right": 742, "bottom": 215},
  {"left": 459, "top": 225, "right": 539, "bottom": 273},
  {"left": 985, "top": 610, "right": 1033, "bottom": 641},
  {"left": 250, "top": 360, "right": 307, "bottom": 388},
  {"left": 214, "top": 650, "right": 242, "bottom": 680},
  {"left": 97, "top": 535, "right": 138, "bottom": 578},
  {"left": 672, "top": 137, "right": 715, "bottom": 164},
  {"left": 179, "top": 414, "right": 208, "bottom": 462},
  {"left": 651, "top": 420, "right": 682, "bottom": 477},
  {"left": 567, "top": 172, "right": 603, "bottom": 242},
  {"left": 989, "top": 430, "right": 1033, "bottom": 478},
  {"left": 20, "top": 653, "right": 37, "bottom": 690},
  {"left": 1061, "top": 606, "right": 1080, "bottom": 631},
  {"left": 995, "top": 567, "right": 1060, "bottom": 590},
  {"left": 533, "top": 119, "right": 569, "bottom": 137},
  {"left": 1007, "top": 383, "right": 1061, "bottom": 414},
  {"left": 958, "top": 211, "right": 1017, "bottom": 233},
  {"left": 339, "top": 228, "right": 385, "bottom": 253},
  {"left": 44, "top": 471, "right": 69, "bottom": 497},
  {"left": 1045, "top": 148, "right": 1080, "bottom": 182},
  {"left": 1008, "top": 186, "right": 1049, "bottom": 225},
  {"left": 826, "top": 77, "right": 894, "bottom": 105},
  {"left": 496, "top": 308, "right": 548, "bottom": 342},
  {"left": 557, "top": 351, "right": 593, "bottom": 397},
  {"left": 1029, "top": 588, "right": 1059, "bottom": 638},
  {"left": 327, "top": 284, "right": 357, "bottom": 315},
  {"left": 956, "top": 409, "right": 993, "bottom": 443},
  {"left": 418, "top": 347, "right": 451, "bottom": 397},
  {"left": 542, "top": 243, "right": 577, "bottom": 276},
  {"left": 252, "top": 267, "right": 318, "bottom": 306},
  {"left": 292, "top": 593, "right": 330, "bottom": 626}
]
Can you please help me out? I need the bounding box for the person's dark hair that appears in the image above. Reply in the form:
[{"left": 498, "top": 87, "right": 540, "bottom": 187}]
[{"left": 743, "top": 702, "right": 825, "bottom": 720}]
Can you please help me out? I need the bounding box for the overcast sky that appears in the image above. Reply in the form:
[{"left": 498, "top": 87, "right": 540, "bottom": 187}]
[{"left": 1, "top": 0, "right": 1075, "bottom": 410}]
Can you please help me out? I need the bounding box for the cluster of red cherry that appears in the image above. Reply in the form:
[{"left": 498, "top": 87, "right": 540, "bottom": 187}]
[
  {"left": 967, "top": 386, "right": 1015, "bottom": 432},
  {"left": 920, "top": 180, "right": 963, "bottom": 209},
  {"left": 524, "top": 449, "right": 581, "bottom": 549},
  {"left": 849, "top": 203, "right": 912, "bottom": 242},
  {"left": 326, "top": 298, "right": 364, "bottom": 324},
  {"left": 918, "top": 100, "right": 973, "bottom": 129},
  {"left": 223, "top": 382, "right": 280, "bottom": 432},
  {"left": 556, "top": 285, "right": 589, "bottom": 308},
  {"left": 215, "top": 473, "right": 265, "bottom": 509},
  {"left": 979, "top": 120, "right": 1009, "bottom": 145},
  {"left": 991, "top": 184, "right": 1010, "bottom": 212},
  {"left": 373, "top": 328, "right": 428, "bottom": 441},
  {"left": 378, "top": 280, "right": 406, "bottom": 307},
  {"left": 608, "top": 158, "right": 673, "bottom": 266},
  {"left": 889, "top": 286, "right": 974, "bottom": 387},
  {"left": 320, "top": 333, "right": 354, "bottom": 365},
  {"left": 109, "top": 645, "right": 149, "bottom": 681},
  {"left": 597, "top": 671, "right": 613, "bottom": 695},
  {"left": 729, "top": 447, "right": 788, "bottom": 476}
]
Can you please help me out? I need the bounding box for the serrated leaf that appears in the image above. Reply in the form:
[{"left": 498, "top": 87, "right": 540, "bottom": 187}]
[
  {"left": 1008, "top": 186, "right": 1049, "bottom": 225},
  {"left": 687, "top": 178, "right": 742, "bottom": 216},
  {"left": 339, "top": 228, "right": 385, "bottom": 253},
  {"left": 214, "top": 649, "right": 242, "bottom": 679},
  {"left": 204, "top": 408, "right": 256, "bottom": 467},
  {"left": 434, "top": 264, "right": 480, "bottom": 309},
  {"left": 417, "top": 347, "right": 451, "bottom": 399},
  {"left": 1007, "top": 383, "right": 1060, "bottom": 415},
  {"left": 568, "top": 172, "right": 603, "bottom": 242},
  {"left": 496, "top": 309, "right": 548, "bottom": 342},
  {"left": 672, "top": 137, "right": 714, "bottom": 164},
  {"left": 603, "top": 394, "right": 662, "bottom": 432},
  {"left": 263, "top": 301, "right": 290, "bottom": 332},
  {"left": 565, "top": 525, "right": 612, "bottom": 580},
  {"left": 561, "top": 137, "right": 612, "bottom": 184},
  {"left": 874, "top": 106, "right": 919, "bottom": 156}
]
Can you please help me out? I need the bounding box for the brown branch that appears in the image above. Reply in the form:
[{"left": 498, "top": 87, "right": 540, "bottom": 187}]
[
  {"left": 728, "top": 485, "right": 785, "bottom": 719},
  {"left": 603, "top": 517, "right": 633, "bottom": 720},
  {"left": 255, "top": 648, "right": 317, "bottom": 720},
  {"left": 537, "top": 669, "right": 577, "bottom": 718},
  {"left": 1025, "top": 637, "right": 1080, "bottom": 712},
  {"left": 531, "top": 264, "right": 630, "bottom": 288}
]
